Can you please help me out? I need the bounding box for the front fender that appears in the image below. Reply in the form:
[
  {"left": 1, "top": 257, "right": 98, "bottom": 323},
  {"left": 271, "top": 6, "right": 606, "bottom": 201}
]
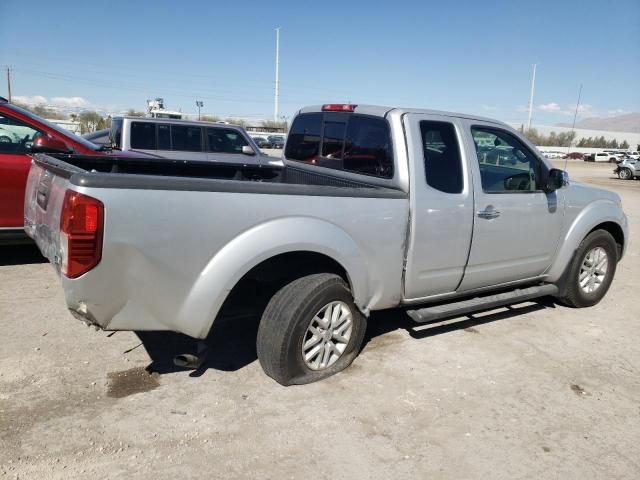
[
  {"left": 545, "top": 198, "right": 628, "bottom": 282},
  {"left": 177, "top": 216, "right": 371, "bottom": 338}
]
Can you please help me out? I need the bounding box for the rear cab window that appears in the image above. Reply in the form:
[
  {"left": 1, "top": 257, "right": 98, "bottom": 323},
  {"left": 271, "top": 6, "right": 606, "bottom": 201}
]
[{"left": 285, "top": 112, "right": 393, "bottom": 179}]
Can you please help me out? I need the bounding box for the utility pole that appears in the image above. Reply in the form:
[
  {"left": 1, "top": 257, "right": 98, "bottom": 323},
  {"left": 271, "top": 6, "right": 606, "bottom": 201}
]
[
  {"left": 196, "top": 100, "right": 203, "bottom": 120},
  {"left": 274, "top": 27, "right": 281, "bottom": 122},
  {"left": 6, "top": 66, "right": 12, "bottom": 103},
  {"left": 526, "top": 63, "right": 537, "bottom": 131}
]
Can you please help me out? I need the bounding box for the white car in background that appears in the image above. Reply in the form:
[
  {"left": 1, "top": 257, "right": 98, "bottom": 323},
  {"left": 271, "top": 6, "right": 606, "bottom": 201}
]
[{"left": 591, "top": 152, "right": 618, "bottom": 162}]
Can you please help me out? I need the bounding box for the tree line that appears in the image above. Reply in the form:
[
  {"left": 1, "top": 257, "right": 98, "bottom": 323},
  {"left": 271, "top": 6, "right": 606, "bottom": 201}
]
[{"left": 519, "top": 126, "right": 633, "bottom": 149}]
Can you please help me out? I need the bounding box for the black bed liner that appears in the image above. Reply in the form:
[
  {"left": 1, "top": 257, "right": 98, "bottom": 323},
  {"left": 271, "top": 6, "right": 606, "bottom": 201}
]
[{"left": 33, "top": 154, "right": 407, "bottom": 199}]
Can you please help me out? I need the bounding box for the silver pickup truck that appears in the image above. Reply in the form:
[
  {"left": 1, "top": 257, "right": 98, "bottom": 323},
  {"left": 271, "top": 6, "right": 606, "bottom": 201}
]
[{"left": 25, "top": 104, "right": 628, "bottom": 385}]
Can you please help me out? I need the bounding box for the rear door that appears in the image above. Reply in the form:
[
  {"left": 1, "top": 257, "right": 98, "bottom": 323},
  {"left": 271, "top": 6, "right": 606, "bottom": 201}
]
[
  {"left": 402, "top": 114, "right": 474, "bottom": 299},
  {"left": 457, "top": 121, "right": 564, "bottom": 291},
  {"left": 0, "top": 113, "right": 41, "bottom": 228}
]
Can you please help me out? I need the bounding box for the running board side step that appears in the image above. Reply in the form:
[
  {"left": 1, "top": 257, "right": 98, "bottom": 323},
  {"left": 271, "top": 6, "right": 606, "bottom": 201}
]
[{"left": 406, "top": 284, "right": 558, "bottom": 324}]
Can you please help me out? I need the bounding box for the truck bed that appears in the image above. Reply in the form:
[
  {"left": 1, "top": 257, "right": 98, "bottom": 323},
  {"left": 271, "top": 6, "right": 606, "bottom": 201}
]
[{"left": 25, "top": 153, "right": 409, "bottom": 338}]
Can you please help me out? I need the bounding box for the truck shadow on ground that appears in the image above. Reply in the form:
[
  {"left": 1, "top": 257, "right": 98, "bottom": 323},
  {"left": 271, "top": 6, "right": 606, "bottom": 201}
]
[
  {"left": 0, "top": 244, "right": 46, "bottom": 266},
  {"left": 135, "top": 297, "right": 557, "bottom": 377}
]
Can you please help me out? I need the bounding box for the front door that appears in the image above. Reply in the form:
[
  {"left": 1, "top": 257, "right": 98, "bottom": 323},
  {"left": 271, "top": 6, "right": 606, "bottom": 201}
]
[{"left": 457, "top": 122, "right": 564, "bottom": 291}]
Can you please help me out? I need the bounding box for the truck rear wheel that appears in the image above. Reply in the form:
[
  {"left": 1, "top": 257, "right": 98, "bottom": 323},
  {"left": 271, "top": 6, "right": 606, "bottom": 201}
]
[
  {"left": 556, "top": 230, "right": 617, "bottom": 308},
  {"left": 256, "top": 273, "right": 366, "bottom": 385}
]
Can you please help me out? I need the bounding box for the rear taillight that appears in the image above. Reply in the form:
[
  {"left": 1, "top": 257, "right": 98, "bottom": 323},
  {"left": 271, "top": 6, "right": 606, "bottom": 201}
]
[
  {"left": 321, "top": 103, "right": 357, "bottom": 112},
  {"left": 60, "top": 191, "right": 104, "bottom": 278}
]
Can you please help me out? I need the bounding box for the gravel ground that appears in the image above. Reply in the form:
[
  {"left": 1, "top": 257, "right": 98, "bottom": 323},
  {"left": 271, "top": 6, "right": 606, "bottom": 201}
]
[{"left": 1, "top": 160, "right": 638, "bottom": 479}]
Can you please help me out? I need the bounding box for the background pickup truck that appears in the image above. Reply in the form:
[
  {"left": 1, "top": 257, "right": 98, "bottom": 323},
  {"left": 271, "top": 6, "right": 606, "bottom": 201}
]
[{"left": 25, "top": 103, "right": 628, "bottom": 385}]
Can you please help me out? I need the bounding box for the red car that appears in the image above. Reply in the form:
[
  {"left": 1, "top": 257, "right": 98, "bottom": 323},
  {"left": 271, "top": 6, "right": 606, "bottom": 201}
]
[{"left": 0, "top": 97, "right": 151, "bottom": 244}]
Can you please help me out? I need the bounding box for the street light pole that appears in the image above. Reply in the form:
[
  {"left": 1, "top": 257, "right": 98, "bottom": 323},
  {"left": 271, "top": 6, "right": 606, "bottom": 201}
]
[
  {"left": 196, "top": 100, "right": 203, "bottom": 120},
  {"left": 274, "top": 27, "right": 281, "bottom": 122},
  {"left": 527, "top": 64, "right": 537, "bottom": 131},
  {"left": 6, "top": 66, "right": 12, "bottom": 103}
]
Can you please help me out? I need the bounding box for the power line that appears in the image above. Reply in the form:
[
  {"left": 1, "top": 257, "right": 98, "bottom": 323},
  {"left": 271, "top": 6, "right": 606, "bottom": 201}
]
[{"left": 12, "top": 68, "right": 311, "bottom": 106}]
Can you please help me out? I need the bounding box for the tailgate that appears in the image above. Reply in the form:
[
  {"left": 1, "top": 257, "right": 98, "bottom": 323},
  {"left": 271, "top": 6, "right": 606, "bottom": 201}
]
[{"left": 24, "top": 157, "right": 77, "bottom": 273}]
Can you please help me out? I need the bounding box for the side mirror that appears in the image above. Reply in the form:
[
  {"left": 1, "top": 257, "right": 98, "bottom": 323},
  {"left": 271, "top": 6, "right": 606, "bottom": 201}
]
[
  {"left": 31, "top": 133, "right": 71, "bottom": 154},
  {"left": 546, "top": 168, "right": 569, "bottom": 192},
  {"left": 241, "top": 145, "right": 255, "bottom": 156}
]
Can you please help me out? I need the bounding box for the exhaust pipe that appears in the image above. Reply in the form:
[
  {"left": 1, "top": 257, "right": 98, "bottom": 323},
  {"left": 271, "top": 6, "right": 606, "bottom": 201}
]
[{"left": 173, "top": 341, "right": 208, "bottom": 369}]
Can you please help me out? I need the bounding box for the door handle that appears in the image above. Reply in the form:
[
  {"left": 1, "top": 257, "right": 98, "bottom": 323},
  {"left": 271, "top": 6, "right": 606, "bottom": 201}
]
[{"left": 477, "top": 206, "right": 501, "bottom": 219}]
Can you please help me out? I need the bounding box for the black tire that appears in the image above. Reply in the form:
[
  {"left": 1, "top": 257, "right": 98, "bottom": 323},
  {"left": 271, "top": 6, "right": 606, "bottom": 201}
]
[
  {"left": 618, "top": 168, "right": 633, "bottom": 180},
  {"left": 556, "top": 230, "right": 618, "bottom": 308},
  {"left": 256, "top": 273, "right": 366, "bottom": 386}
]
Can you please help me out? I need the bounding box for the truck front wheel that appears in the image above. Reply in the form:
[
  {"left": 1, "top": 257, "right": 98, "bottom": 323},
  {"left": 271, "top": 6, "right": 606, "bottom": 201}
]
[
  {"left": 618, "top": 168, "right": 633, "bottom": 180},
  {"left": 256, "top": 273, "right": 366, "bottom": 385},
  {"left": 556, "top": 229, "right": 618, "bottom": 308}
]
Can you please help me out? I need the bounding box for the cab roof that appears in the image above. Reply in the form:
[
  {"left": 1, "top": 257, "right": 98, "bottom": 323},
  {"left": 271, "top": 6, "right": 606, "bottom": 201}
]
[{"left": 298, "top": 104, "right": 507, "bottom": 127}]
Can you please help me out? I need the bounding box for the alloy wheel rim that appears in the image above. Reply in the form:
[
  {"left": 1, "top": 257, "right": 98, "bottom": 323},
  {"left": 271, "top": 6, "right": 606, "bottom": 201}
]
[
  {"left": 579, "top": 247, "right": 608, "bottom": 294},
  {"left": 302, "top": 301, "right": 353, "bottom": 370}
]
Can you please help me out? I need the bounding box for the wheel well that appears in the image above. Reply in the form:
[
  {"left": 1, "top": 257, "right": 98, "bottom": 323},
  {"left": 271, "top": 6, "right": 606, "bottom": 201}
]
[
  {"left": 216, "top": 251, "right": 350, "bottom": 325},
  {"left": 590, "top": 222, "right": 624, "bottom": 260}
]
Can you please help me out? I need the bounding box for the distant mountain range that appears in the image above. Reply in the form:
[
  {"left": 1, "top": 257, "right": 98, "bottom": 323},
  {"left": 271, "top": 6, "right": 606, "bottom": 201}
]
[{"left": 556, "top": 113, "right": 640, "bottom": 133}]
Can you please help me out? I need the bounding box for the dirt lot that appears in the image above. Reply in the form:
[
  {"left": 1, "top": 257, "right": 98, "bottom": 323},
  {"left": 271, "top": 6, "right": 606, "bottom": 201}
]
[{"left": 1, "top": 160, "right": 638, "bottom": 479}]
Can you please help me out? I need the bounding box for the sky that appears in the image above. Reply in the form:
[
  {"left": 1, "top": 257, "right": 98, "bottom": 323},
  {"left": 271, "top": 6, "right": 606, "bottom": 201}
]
[{"left": 1, "top": 0, "right": 638, "bottom": 125}]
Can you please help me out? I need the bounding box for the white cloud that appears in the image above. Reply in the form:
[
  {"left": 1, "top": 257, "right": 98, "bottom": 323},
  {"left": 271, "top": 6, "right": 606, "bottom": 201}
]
[
  {"left": 607, "top": 109, "right": 630, "bottom": 117},
  {"left": 481, "top": 104, "right": 497, "bottom": 111},
  {"left": 50, "top": 96, "right": 89, "bottom": 108},
  {"left": 12, "top": 95, "right": 49, "bottom": 106},
  {"left": 538, "top": 102, "right": 561, "bottom": 112},
  {"left": 13, "top": 95, "right": 91, "bottom": 110}
]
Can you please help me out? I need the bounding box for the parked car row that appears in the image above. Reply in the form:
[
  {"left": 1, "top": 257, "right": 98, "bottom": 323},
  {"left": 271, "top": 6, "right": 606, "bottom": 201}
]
[
  {"left": 251, "top": 135, "right": 286, "bottom": 149},
  {"left": 584, "top": 150, "right": 639, "bottom": 162}
]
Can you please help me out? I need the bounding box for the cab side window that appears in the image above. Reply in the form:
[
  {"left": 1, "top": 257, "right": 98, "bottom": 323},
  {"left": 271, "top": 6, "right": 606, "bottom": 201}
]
[
  {"left": 421, "top": 121, "right": 463, "bottom": 194},
  {"left": 471, "top": 127, "right": 542, "bottom": 193},
  {"left": 0, "top": 114, "right": 40, "bottom": 154}
]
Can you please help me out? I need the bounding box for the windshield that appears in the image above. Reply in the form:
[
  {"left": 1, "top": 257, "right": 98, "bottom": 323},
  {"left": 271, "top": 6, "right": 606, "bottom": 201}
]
[{"left": 8, "top": 103, "right": 100, "bottom": 151}]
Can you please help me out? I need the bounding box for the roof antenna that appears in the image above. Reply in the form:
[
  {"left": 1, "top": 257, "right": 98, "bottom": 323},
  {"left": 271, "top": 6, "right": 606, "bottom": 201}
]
[{"left": 566, "top": 84, "right": 582, "bottom": 171}]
